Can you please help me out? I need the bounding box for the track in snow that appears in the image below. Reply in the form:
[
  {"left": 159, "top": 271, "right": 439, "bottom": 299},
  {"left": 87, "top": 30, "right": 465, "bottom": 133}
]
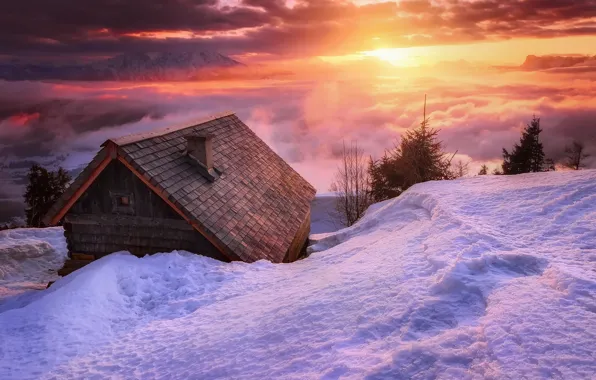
[{"left": 0, "top": 171, "right": 595, "bottom": 379}]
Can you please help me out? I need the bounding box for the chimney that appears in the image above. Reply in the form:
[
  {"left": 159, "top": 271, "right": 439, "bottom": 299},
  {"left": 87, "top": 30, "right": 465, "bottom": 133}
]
[
  {"left": 184, "top": 133, "right": 219, "bottom": 181},
  {"left": 185, "top": 133, "right": 213, "bottom": 169}
]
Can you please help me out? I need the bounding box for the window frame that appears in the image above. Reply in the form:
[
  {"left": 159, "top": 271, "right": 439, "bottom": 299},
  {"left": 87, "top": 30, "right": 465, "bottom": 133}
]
[{"left": 109, "top": 191, "right": 135, "bottom": 215}]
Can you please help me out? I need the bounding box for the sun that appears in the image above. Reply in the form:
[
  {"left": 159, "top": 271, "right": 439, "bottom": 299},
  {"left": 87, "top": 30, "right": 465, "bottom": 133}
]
[{"left": 363, "top": 48, "right": 422, "bottom": 67}]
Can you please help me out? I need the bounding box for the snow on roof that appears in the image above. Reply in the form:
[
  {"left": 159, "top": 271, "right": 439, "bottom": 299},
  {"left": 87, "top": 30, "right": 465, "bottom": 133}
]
[{"left": 3, "top": 170, "right": 596, "bottom": 378}]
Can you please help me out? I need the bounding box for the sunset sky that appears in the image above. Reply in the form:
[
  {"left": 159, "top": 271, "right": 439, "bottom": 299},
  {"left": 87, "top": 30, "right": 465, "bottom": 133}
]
[
  {"left": 1, "top": 0, "right": 596, "bottom": 221},
  {"left": 2, "top": 0, "right": 596, "bottom": 62}
]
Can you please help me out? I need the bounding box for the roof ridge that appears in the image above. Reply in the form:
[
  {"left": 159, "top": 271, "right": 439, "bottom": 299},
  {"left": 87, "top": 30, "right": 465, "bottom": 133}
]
[{"left": 103, "top": 111, "right": 236, "bottom": 147}]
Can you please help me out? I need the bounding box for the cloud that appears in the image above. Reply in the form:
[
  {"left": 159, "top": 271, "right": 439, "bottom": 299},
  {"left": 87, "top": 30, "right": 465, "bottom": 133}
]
[
  {"left": 1, "top": 0, "right": 596, "bottom": 59},
  {"left": 0, "top": 96, "right": 166, "bottom": 158},
  {"left": 2, "top": 62, "right": 596, "bottom": 223}
]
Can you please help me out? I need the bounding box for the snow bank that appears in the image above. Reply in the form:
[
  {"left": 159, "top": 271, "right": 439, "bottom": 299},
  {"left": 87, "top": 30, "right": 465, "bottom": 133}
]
[
  {"left": 1, "top": 171, "right": 595, "bottom": 379},
  {"left": 0, "top": 227, "right": 67, "bottom": 309}
]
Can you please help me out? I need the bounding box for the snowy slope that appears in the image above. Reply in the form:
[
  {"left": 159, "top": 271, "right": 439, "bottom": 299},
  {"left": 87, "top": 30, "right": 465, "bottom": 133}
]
[{"left": 1, "top": 171, "right": 596, "bottom": 379}]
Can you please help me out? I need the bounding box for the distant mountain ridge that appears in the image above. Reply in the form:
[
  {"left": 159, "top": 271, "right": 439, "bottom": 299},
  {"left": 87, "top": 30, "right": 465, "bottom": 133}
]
[
  {"left": 519, "top": 54, "right": 596, "bottom": 72},
  {"left": 0, "top": 51, "right": 244, "bottom": 81}
]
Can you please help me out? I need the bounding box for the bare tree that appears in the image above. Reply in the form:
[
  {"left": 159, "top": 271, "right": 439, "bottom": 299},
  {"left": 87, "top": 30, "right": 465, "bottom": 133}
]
[
  {"left": 564, "top": 141, "right": 590, "bottom": 170},
  {"left": 478, "top": 164, "right": 489, "bottom": 175},
  {"left": 452, "top": 160, "right": 470, "bottom": 178},
  {"left": 330, "top": 141, "right": 372, "bottom": 227}
]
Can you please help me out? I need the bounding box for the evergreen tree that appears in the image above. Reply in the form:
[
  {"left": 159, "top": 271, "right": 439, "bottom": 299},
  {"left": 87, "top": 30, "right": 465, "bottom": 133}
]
[
  {"left": 502, "top": 116, "right": 548, "bottom": 174},
  {"left": 24, "top": 164, "right": 71, "bottom": 227},
  {"left": 368, "top": 96, "right": 454, "bottom": 201},
  {"left": 368, "top": 154, "right": 401, "bottom": 202},
  {"left": 478, "top": 164, "right": 489, "bottom": 175}
]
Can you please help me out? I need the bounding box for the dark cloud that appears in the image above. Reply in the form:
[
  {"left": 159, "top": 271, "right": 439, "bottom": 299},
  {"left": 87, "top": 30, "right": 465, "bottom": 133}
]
[
  {"left": 542, "top": 111, "right": 596, "bottom": 163},
  {"left": 1, "top": 0, "right": 595, "bottom": 59},
  {"left": 0, "top": 0, "right": 269, "bottom": 43},
  {"left": 0, "top": 88, "right": 167, "bottom": 158}
]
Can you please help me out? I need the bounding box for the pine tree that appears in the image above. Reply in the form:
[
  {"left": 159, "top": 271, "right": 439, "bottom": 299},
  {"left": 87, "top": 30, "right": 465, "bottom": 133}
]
[
  {"left": 24, "top": 164, "right": 71, "bottom": 227},
  {"left": 368, "top": 154, "right": 401, "bottom": 202},
  {"left": 368, "top": 95, "right": 454, "bottom": 201},
  {"left": 478, "top": 164, "right": 489, "bottom": 175},
  {"left": 502, "top": 116, "right": 547, "bottom": 174}
]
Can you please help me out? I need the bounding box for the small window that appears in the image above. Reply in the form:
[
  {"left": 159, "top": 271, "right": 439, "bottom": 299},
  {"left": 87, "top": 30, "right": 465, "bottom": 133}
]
[{"left": 110, "top": 192, "right": 134, "bottom": 215}]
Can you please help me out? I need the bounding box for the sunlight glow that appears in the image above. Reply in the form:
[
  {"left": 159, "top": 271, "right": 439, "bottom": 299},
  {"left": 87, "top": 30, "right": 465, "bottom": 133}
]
[
  {"left": 363, "top": 48, "right": 426, "bottom": 67},
  {"left": 362, "top": 36, "right": 596, "bottom": 66},
  {"left": 124, "top": 31, "right": 195, "bottom": 39}
]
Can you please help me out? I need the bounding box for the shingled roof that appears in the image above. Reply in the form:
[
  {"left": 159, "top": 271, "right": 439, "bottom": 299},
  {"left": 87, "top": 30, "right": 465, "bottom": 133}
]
[{"left": 43, "top": 112, "right": 316, "bottom": 263}]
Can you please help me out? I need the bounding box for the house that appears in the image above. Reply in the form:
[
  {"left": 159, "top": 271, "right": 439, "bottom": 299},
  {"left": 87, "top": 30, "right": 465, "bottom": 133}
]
[{"left": 43, "top": 112, "right": 316, "bottom": 274}]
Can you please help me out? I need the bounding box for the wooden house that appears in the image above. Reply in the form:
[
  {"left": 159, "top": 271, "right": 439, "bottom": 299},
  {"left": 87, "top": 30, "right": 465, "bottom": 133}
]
[{"left": 43, "top": 112, "right": 316, "bottom": 275}]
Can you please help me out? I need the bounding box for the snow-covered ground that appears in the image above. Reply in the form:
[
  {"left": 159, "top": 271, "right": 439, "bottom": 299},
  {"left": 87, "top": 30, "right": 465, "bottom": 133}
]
[
  {"left": 1, "top": 171, "right": 596, "bottom": 379},
  {"left": 0, "top": 227, "right": 66, "bottom": 312}
]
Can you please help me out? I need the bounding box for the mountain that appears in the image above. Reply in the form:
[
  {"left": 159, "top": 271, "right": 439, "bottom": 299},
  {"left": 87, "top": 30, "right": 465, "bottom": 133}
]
[
  {"left": 0, "top": 51, "right": 244, "bottom": 81},
  {"left": 519, "top": 54, "right": 596, "bottom": 71}
]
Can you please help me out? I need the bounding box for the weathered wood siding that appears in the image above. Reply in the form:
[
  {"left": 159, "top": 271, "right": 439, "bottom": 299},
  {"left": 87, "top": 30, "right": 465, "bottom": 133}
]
[
  {"left": 283, "top": 210, "right": 311, "bottom": 263},
  {"left": 65, "top": 160, "right": 225, "bottom": 261},
  {"left": 69, "top": 160, "right": 181, "bottom": 219}
]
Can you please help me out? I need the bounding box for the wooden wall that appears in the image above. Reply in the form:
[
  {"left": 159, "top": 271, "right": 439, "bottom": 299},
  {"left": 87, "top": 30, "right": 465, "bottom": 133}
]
[
  {"left": 65, "top": 160, "right": 226, "bottom": 261},
  {"left": 283, "top": 210, "right": 311, "bottom": 263},
  {"left": 69, "top": 160, "right": 181, "bottom": 219}
]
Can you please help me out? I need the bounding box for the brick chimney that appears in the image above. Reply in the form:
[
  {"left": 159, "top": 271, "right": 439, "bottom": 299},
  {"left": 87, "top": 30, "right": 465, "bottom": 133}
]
[{"left": 184, "top": 133, "right": 219, "bottom": 181}]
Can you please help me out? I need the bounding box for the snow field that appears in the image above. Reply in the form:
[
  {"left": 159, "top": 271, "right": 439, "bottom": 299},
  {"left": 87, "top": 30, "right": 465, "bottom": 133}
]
[{"left": 0, "top": 170, "right": 595, "bottom": 379}]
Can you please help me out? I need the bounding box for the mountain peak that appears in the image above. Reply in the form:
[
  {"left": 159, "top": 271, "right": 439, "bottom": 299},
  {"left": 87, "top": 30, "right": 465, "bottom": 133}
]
[
  {"left": 0, "top": 51, "right": 244, "bottom": 81},
  {"left": 520, "top": 54, "right": 594, "bottom": 71}
]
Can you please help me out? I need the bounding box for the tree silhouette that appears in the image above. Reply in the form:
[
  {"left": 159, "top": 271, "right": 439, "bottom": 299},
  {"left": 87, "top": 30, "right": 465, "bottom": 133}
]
[
  {"left": 453, "top": 160, "right": 470, "bottom": 178},
  {"left": 369, "top": 95, "right": 454, "bottom": 201},
  {"left": 502, "top": 116, "right": 551, "bottom": 174},
  {"left": 330, "top": 141, "right": 372, "bottom": 226},
  {"left": 24, "top": 164, "right": 71, "bottom": 227},
  {"left": 564, "top": 141, "right": 590, "bottom": 170}
]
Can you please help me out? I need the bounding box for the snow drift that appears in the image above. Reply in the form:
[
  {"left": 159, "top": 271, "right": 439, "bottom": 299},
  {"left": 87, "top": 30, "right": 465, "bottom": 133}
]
[
  {"left": 0, "top": 227, "right": 66, "bottom": 309},
  {"left": 1, "top": 171, "right": 595, "bottom": 379}
]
